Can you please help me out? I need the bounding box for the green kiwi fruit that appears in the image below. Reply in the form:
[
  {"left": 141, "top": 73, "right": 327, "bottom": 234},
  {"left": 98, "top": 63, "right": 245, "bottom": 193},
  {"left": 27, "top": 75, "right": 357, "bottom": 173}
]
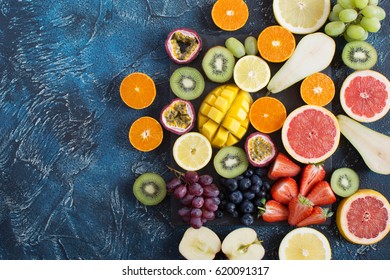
[
  {"left": 330, "top": 167, "right": 359, "bottom": 197},
  {"left": 133, "top": 173, "right": 167, "bottom": 205},
  {"left": 170, "top": 66, "right": 205, "bottom": 100},
  {"left": 202, "top": 46, "right": 235, "bottom": 83},
  {"left": 213, "top": 146, "right": 248, "bottom": 179},
  {"left": 342, "top": 41, "right": 377, "bottom": 70}
]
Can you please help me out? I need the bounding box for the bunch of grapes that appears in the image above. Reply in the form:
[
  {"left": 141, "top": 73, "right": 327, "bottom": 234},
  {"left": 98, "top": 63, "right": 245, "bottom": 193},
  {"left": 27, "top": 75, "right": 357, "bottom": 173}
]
[
  {"left": 166, "top": 170, "right": 220, "bottom": 229},
  {"left": 325, "top": 0, "right": 386, "bottom": 41},
  {"left": 217, "top": 167, "right": 272, "bottom": 226}
]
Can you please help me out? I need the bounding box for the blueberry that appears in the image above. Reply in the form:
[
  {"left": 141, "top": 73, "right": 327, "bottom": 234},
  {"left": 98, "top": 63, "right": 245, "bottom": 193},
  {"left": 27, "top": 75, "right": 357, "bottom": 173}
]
[
  {"left": 258, "top": 190, "right": 267, "bottom": 198},
  {"left": 254, "top": 167, "right": 267, "bottom": 177},
  {"left": 263, "top": 180, "right": 271, "bottom": 191},
  {"left": 238, "top": 178, "right": 251, "bottom": 191},
  {"left": 243, "top": 191, "right": 255, "bottom": 200},
  {"left": 250, "top": 174, "right": 262, "bottom": 186},
  {"left": 218, "top": 192, "right": 226, "bottom": 201},
  {"left": 236, "top": 175, "right": 244, "bottom": 181},
  {"left": 229, "top": 190, "right": 243, "bottom": 204},
  {"left": 253, "top": 198, "right": 264, "bottom": 208},
  {"left": 240, "top": 200, "right": 255, "bottom": 213},
  {"left": 225, "top": 202, "right": 236, "bottom": 214},
  {"left": 250, "top": 184, "right": 261, "bottom": 194},
  {"left": 231, "top": 210, "right": 239, "bottom": 218},
  {"left": 244, "top": 169, "right": 254, "bottom": 177},
  {"left": 219, "top": 199, "right": 227, "bottom": 210},
  {"left": 215, "top": 210, "right": 224, "bottom": 218},
  {"left": 225, "top": 178, "right": 238, "bottom": 192},
  {"left": 240, "top": 213, "right": 254, "bottom": 226}
]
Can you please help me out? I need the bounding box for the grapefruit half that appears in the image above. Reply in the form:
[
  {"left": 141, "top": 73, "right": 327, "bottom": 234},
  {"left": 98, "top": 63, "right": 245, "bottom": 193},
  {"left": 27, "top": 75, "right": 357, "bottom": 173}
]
[
  {"left": 281, "top": 105, "right": 340, "bottom": 164},
  {"left": 336, "top": 189, "right": 390, "bottom": 245},
  {"left": 340, "top": 70, "right": 390, "bottom": 123}
]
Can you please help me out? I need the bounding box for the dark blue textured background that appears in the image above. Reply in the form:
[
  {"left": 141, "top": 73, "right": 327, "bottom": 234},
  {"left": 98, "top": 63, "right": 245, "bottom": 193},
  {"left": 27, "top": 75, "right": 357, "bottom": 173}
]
[{"left": 0, "top": 0, "right": 389, "bottom": 260}]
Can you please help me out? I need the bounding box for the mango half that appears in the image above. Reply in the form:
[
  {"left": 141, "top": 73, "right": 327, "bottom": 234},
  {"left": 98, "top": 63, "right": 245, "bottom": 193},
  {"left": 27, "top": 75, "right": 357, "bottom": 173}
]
[{"left": 198, "top": 84, "right": 253, "bottom": 148}]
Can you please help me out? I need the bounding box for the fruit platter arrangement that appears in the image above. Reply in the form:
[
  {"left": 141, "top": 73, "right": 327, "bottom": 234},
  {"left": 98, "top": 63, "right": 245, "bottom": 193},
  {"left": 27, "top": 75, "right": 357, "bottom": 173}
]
[{"left": 121, "top": 0, "right": 390, "bottom": 260}]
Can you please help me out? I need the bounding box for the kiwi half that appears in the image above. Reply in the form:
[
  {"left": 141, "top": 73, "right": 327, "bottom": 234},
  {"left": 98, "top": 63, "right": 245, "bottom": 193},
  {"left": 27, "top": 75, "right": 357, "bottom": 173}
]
[
  {"left": 213, "top": 146, "right": 248, "bottom": 179},
  {"left": 330, "top": 167, "right": 359, "bottom": 197},
  {"left": 342, "top": 41, "right": 377, "bottom": 70},
  {"left": 170, "top": 66, "right": 205, "bottom": 100},
  {"left": 133, "top": 173, "right": 167, "bottom": 205},
  {"left": 202, "top": 46, "right": 235, "bottom": 83}
]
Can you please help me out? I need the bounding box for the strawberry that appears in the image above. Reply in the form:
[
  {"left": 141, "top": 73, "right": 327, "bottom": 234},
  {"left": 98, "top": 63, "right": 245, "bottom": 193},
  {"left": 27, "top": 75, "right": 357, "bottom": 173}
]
[
  {"left": 270, "top": 177, "right": 298, "bottom": 205},
  {"left": 288, "top": 194, "right": 313, "bottom": 226},
  {"left": 259, "top": 200, "right": 289, "bottom": 223},
  {"left": 307, "top": 181, "right": 336, "bottom": 206},
  {"left": 299, "top": 164, "right": 326, "bottom": 196},
  {"left": 267, "top": 152, "right": 301, "bottom": 180},
  {"left": 296, "top": 206, "right": 333, "bottom": 227}
]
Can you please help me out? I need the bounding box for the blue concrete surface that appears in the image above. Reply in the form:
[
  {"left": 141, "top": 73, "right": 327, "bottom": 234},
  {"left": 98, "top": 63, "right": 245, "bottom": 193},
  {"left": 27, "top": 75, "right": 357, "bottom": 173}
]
[{"left": 0, "top": 0, "right": 389, "bottom": 259}]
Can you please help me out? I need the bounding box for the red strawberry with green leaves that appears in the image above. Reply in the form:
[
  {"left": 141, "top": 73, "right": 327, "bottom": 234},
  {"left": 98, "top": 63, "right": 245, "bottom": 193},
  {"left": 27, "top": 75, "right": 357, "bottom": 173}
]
[
  {"left": 259, "top": 199, "right": 289, "bottom": 223},
  {"left": 299, "top": 163, "right": 326, "bottom": 196},
  {"left": 307, "top": 181, "right": 336, "bottom": 206},
  {"left": 297, "top": 206, "right": 333, "bottom": 227},
  {"left": 288, "top": 194, "right": 313, "bottom": 226},
  {"left": 270, "top": 177, "right": 298, "bottom": 205},
  {"left": 267, "top": 152, "right": 301, "bottom": 181}
]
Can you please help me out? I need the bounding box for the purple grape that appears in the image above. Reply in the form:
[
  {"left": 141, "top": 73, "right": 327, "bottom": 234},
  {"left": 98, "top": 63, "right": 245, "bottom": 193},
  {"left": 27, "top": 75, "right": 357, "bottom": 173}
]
[
  {"left": 203, "top": 184, "right": 220, "bottom": 197},
  {"left": 180, "top": 193, "right": 195, "bottom": 206},
  {"left": 173, "top": 184, "right": 188, "bottom": 199},
  {"left": 190, "top": 208, "right": 202, "bottom": 218},
  {"left": 198, "top": 174, "right": 213, "bottom": 186},
  {"left": 210, "top": 197, "right": 221, "bottom": 205},
  {"left": 166, "top": 177, "right": 182, "bottom": 193},
  {"left": 178, "top": 207, "right": 191, "bottom": 217},
  {"left": 188, "top": 182, "right": 203, "bottom": 196},
  {"left": 191, "top": 196, "right": 204, "bottom": 209},
  {"left": 204, "top": 198, "right": 218, "bottom": 212},
  {"left": 190, "top": 217, "right": 203, "bottom": 229},
  {"left": 185, "top": 171, "right": 199, "bottom": 184},
  {"left": 201, "top": 209, "right": 215, "bottom": 221}
]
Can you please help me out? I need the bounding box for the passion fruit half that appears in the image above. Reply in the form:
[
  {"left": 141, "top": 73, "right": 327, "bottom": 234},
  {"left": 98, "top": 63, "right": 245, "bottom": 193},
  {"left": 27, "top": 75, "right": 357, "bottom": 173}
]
[
  {"left": 165, "top": 28, "right": 202, "bottom": 64},
  {"left": 160, "top": 98, "right": 196, "bottom": 135},
  {"left": 245, "top": 132, "right": 277, "bottom": 167}
]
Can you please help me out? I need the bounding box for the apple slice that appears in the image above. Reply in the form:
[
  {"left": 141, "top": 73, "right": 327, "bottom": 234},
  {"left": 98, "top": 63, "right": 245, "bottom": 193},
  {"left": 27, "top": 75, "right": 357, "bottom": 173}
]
[
  {"left": 222, "top": 228, "right": 265, "bottom": 260},
  {"left": 179, "top": 227, "right": 221, "bottom": 260}
]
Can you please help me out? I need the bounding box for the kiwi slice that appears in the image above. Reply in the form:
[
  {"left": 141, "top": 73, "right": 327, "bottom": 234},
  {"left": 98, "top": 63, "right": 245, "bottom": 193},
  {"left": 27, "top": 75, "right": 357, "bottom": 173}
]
[
  {"left": 330, "top": 167, "right": 359, "bottom": 197},
  {"left": 213, "top": 146, "right": 248, "bottom": 179},
  {"left": 202, "top": 46, "right": 235, "bottom": 83},
  {"left": 170, "top": 66, "right": 205, "bottom": 100},
  {"left": 133, "top": 173, "right": 167, "bottom": 205},
  {"left": 342, "top": 41, "right": 377, "bottom": 70}
]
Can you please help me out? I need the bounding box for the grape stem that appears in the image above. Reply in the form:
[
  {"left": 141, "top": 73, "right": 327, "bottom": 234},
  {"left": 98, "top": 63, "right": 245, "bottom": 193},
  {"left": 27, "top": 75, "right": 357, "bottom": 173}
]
[{"left": 166, "top": 165, "right": 185, "bottom": 179}]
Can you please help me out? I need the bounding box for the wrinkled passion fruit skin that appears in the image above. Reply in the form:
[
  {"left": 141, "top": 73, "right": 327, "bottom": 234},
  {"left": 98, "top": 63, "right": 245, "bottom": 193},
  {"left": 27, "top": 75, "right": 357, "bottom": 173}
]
[
  {"left": 165, "top": 28, "right": 202, "bottom": 64},
  {"left": 245, "top": 132, "right": 277, "bottom": 167},
  {"left": 160, "top": 98, "right": 196, "bottom": 135}
]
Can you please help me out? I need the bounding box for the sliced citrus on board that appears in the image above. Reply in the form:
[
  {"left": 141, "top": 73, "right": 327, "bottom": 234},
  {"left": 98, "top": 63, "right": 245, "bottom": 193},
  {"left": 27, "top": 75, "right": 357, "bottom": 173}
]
[
  {"left": 120, "top": 72, "right": 156, "bottom": 109},
  {"left": 211, "top": 0, "right": 249, "bottom": 31},
  {"left": 300, "top": 72, "right": 335, "bottom": 106},
  {"left": 173, "top": 132, "right": 212, "bottom": 171},
  {"left": 336, "top": 189, "right": 390, "bottom": 245},
  {"left": 257, "top": 25, "right": 296, "bottom": 63},
  {"left": 281, "top": 105, "right": 340, "bottom": 164},
  {"left": 129, "top": 116, "right": 163, "bottom": 152},
  {"left": 279, "top": 227, "right": 332, "bottom": 260},
  {"left": 233, "top": 55, "right": 271, "bottom": 92},
  {"left": 273, "top": 0, "right": 331, "bottom": 34},
  {"left": 340, "top": 70, "right": 390, "bottom": 123},
  {"left": 249, "top": 97, "right": 287, "bottom": 134}
]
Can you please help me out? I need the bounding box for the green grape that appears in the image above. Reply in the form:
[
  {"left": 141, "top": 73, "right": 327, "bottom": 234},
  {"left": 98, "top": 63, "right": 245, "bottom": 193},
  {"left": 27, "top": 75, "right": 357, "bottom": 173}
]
[
  {"left": 360, "top": 16, "right": 381, "bottom": 32},
  {"left": 361, "top": 30, "right": 369, "bottom": 40},
  {"left": 368, "top": 0, "right": 379, "bottom": 6},
  {"left": 225, "top": 37, "right": 246, "bottom": 58},
  {"left": 354, "top": 0, "right": 369, "bottom": 9},
  {"left": 339, "top": 9, "right": 358, "bottom": 22},
  {"left": 333, "top": 4, "right": 345, "bottom": 14},
  {"left": 244, "top": 36, "right": 258, "bottom": 55},
  {"left": 325, "top": 21, "right": 346, "bottom": 37},
  {"left": 375, "top": 7, "right": 386, "bottom": 21},
  {"left": 361, "top": 5, "right": 381, "bottom": 17},
  {"left": 338, "top": 0, "right": 356, "bottom": 9},
  {"left": 328, "top": 11, "right": 340, "bottom": 22},
  {"left": 346, "top": 24, "right": 366, "bottom": 40}
]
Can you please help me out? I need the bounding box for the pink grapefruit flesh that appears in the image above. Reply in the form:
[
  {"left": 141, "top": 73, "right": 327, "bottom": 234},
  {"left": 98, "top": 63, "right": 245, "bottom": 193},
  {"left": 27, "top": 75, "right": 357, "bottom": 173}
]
[
  {"left": 281, "top": 105, "right": 340, "bottom": 164},
  {"left": 340, "top": 70, "right": 390, "bottom": 123},
  {"left": 337, "top": 189, "right": 390, "bottom": 245}
]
